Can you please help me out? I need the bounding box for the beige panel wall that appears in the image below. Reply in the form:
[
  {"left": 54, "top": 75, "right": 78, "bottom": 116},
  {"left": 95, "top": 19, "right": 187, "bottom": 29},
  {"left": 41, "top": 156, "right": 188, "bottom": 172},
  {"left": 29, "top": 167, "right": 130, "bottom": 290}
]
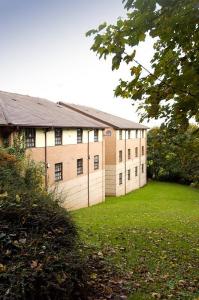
[
  {"left": 105, "top": 164, "right": 116, "bottom": 196},
  {"left": 55, "top": 169, "right": 105, "bottom": 210},
  {"left": 111, "top": 131, "right": 147, "bottom": 196},
  {"left": 35, "top": 129, "right": 103, "bottom": 147}
]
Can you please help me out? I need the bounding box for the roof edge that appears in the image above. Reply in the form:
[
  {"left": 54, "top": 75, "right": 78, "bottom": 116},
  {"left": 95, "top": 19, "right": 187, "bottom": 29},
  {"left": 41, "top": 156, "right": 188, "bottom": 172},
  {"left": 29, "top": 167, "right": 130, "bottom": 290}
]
[{"left": 59, "top": 102, "right": 149, "bottom": 130}]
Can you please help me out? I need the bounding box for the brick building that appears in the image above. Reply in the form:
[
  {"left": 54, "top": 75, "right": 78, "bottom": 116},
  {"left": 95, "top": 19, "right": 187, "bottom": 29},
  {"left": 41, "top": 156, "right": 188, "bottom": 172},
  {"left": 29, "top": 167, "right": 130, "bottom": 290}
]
[
  {"left": 59, "top": 104, "right": 148, "bottom": 196},
  {"left": 0, "top": 91, "right": 106, "bottom": 210},
  {"left": 0, "top": 91, "right": 148, "bottom": 209}
]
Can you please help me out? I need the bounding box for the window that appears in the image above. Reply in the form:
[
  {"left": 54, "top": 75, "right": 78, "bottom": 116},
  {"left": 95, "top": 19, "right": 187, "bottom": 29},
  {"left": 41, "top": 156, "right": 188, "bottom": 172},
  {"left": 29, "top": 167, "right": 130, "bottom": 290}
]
[
  {"left": 77, "top": 129, "right": 83, "bottom": 143},
  {"left": 142, "top": 130, "right": 145, "bottom": 138},
  {"left": 94, "top": 155, "right": 99, "bottom": 170},
  {"left": 135, "top": 147, "right": 138, "bottom": 157},
  {"left": 55, "top": 128, "right": 62, "bottom": 145},
  {"left": 77, "top": 158, "right": 83, "bottom": 175},
  {"left": 135, "top": 166, "right": 138, "bottom": 177},
  {"left": 135, "top": 130, "right": 138, "bottom": 138},
  {"left": 128, "top": 130, "right": 131, "bottom": 139},
  {"left": 142, "top": 164, "right": 144, "bottom": 173},
  {"left": 119, "top": 130, "right": 122, "bottom": 140},
  {"left": 128, "top": 149, "right": 131, "bottom": 159},
  {"left": 142, "top": 146, "right": 144, "bottom": 156},
  {"left": 25, "top": 128, "right": 35, "bottom": 148},
  {"left": 55, "top": 163, "right": 63, "bottom": 181},
  {"left": 128, "top": 169, "right": 131, "bottom": 180},
  {"left": 119, "top": 173, "right": 123, "bottom": 185},
  {"left": 94, "top": 129, "right": 99, "bottom": 142},
  {"left": 119, "top": 150, "right": 123, "bottom": 162}
]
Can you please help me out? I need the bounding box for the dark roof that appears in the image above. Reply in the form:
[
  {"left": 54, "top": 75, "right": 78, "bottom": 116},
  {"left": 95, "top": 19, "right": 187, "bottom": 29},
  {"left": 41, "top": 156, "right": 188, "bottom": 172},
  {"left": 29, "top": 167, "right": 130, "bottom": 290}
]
[
  {"left": 59, "top": 103, "right": 149, "bottom": 130},
  {"left": 0, "top": 91, "right": 107, "bottom": 128}
]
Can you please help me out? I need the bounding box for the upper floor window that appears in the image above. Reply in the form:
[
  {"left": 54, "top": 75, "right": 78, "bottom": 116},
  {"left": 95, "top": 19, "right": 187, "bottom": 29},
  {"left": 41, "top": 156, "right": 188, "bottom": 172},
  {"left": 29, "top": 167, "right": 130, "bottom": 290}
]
[
  {"left": 135, "top": 166, "right": 138, "bottom": 177},
  {"left": 142, "top": 164, "right": 144, "bottom": 173},
  {"left": 94, "top": 155, "right": 99, "bottom": 170},
  {"left": 77, "top": 158, "right": 83, "bottom": 175},
  {"left": 119, "top": 150, "right": 123, "bottom": 162},
  {"left": 77, "top": 128, "right": 83, "bottom": 144},
  {"left": 119, "top": 173, "right": 123, "bottom": 185},
  {"left": 119, "top": 130, "right": 122, "bottom": 140},
  {"left": 135, "top": 147, "right": 138, "bottom": 157},
  {"left": 135, "top": 130, "right": 138, "bottom": 138},
  {"left": 142, "top": 146, "right": 144, "bottom": 156},
  {"left": 128, "top": 130, "right": 131, "bottom": 139},
  {"left": 128, "top": 169, "right": 131, "bottom": 180},
  {"left": 55, "top": 128, "right": 62, "bottom": 145},
  {"left": 94, "top": 129, "right": 99, "bottom": 142},
  {"left": 142, "top": 130, "right": 145, "bottom": 138},
  {"left": 128, "top": 149, "right": 131, "bottom": 159},
  {"left": 25, "top": 128, "right": 35, "bottom": 148},
  {"left": 55, "top": 163, "right": 63, "bottom": 181}
]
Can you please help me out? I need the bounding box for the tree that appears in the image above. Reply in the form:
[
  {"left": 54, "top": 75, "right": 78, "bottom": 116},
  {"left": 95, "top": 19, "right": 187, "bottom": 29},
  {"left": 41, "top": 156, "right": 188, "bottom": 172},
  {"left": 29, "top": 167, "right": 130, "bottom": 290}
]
[
  {"left": 86, "top": 0, "right": 199, "bottom": 128},
  {"left": 147, "top": 125, "right": 199, "bottom": 184}
]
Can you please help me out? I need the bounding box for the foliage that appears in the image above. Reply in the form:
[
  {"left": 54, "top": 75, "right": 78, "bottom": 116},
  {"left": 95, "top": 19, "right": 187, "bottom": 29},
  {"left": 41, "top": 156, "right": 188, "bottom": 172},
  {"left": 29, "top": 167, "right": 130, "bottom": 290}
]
[
  {"left": 0, "top": 150, "right": 88, "bottom": 300},
  {"left": 86, "top": 0, "right": 199, "bottom": 128},
  {"left": 0, "top": 148, "right": 44, "bottom": 196},
  {"left": 6, "top": 131, "right": 26, "bottom": 160},
  {"left": 147, "top": 125, "right": 199, "bottom": 184},
  {"left": 74, "top": 181, "right": 199, "bottom": 299}
]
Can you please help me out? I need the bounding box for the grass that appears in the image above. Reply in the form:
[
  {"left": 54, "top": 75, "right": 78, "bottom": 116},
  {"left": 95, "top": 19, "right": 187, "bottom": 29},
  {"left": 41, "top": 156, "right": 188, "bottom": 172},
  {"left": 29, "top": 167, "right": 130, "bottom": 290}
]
[{"left": 73, "top": 181, "right": 199, "bottom": 299}]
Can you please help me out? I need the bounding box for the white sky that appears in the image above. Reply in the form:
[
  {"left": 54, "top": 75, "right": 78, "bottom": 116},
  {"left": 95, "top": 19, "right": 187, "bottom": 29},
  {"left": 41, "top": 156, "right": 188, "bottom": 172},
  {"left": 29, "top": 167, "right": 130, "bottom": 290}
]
[{"left": 0, "top": 0, "right": 160, "bottom": 128}]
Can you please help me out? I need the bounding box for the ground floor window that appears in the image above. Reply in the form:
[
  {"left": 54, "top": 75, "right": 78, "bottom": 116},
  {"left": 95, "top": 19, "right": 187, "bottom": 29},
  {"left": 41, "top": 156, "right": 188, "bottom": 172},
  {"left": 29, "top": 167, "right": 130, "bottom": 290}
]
[
  {"left": 135, "top": 166, "right": 138, "bottom": 177},
  {"left": 55, "top": 163, "right": 63, "bottom": 181},
  {"left": 77, "top": 158, "right": 83, "bottom": 175},
  {"left": 119, "top": 173, "right": 123, "bottom": 185},
  {"left": 128, "top": 169, "right": 131, "bottom": 180},
  {"left": 142, "top": 164, "right": 144, "bottom": 173},
  {"left": 94, "top": 155, "right": 99, "bottom": 170}
]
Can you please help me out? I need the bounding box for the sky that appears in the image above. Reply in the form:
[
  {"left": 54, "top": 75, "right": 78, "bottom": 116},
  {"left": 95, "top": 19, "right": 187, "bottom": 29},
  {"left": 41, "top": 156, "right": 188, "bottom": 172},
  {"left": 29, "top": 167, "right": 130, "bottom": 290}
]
[{"left": 0, "top": 0, "right": 157, "bottom": 127}]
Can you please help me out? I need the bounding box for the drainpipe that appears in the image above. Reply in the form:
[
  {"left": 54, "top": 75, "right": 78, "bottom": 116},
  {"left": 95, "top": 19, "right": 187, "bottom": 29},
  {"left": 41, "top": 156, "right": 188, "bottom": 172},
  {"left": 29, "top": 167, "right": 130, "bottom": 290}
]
[
  {"left": 87, "top": 130, "right": 91, "bottom": 207},
  {"left": 102, "top": 130, "right": 104, "bottom": 201},
  {"left": 139, "top": 130, "right": 141, "bottom": 187},
  {"left": 125, "top": 130, "right": 127, "bottom": 195},
  {"left": 44, "top": 129, "right": 48, "bottom": 190}
]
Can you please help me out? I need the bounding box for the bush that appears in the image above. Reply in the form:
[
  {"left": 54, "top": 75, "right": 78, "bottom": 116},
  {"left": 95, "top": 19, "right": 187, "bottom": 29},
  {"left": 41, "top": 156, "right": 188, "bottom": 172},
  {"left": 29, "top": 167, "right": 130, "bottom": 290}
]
[{"left": 0, "top": 149, "right": 87, "bottom": 300}]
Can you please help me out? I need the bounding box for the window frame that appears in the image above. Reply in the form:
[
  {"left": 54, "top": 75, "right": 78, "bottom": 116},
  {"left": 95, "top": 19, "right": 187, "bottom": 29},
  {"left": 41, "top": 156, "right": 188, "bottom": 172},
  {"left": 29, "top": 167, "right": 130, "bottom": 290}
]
[
  {"left": 142, "top": 130, "right": 145, "bottom": 138},
  {"left": 77, "top": 158, "right": 83, "bottom": 175},
  {"left": 135, "top": 147, "right": 138, "bottom": 157},
  {"left": 142, "top": 146, "right": 144, "bottom": 156},
  {"left": 55, "top": 163, "right": 63, "bottom": 181},
  {"left": 119, "top": 150, "right": 123, "bottom": 162},
  {"left": 128, "top": 130, "right": 131, "bottom": 139},
  {"left": 94, "top": 129, "right": 99, "bottom": 142},
  {"left": 128, "top": 148, "right": 131, "bottom": 160},
  {"left": 142, "top": 164, "right": 144, "bottom": 173},
  {"left": 135, "top": 166, "right": 138, "bottom": 177},
  {"left": 77, "top": 128, "right": 83, "bottom": 144},
  {"left": 119, "top": 130, "right": 122, "bottom": 140},
  {"left": 135, "top": 130, "right": 138, "bottom": 138},
  {"left": 25, "top": 128, "right": 36, "bottom": 148},
  {"left": 94, "top": 155, "right": 99, "bottom": 170},
  {"left": 55, "top": 128, "right": 62, "bottom": 146},
  {"left": 127, "top": 169, "right": 131, "bottom": 180},
  {"left": 119, "top": 173, "right": 123, "bottom": 185}
]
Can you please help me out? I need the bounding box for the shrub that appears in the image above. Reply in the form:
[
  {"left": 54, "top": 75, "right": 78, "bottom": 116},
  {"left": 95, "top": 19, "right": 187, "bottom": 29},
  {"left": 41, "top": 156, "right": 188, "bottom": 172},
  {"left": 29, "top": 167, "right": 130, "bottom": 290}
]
[{"left": 0, "top": 150, "right": 87, "bottom": 300}]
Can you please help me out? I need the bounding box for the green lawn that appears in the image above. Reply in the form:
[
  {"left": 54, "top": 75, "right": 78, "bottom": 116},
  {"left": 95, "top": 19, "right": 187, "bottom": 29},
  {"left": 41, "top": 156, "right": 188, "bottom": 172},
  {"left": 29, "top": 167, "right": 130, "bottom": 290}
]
[{"left": 73, "top": 181, "right": 199, "bottom": 299}]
